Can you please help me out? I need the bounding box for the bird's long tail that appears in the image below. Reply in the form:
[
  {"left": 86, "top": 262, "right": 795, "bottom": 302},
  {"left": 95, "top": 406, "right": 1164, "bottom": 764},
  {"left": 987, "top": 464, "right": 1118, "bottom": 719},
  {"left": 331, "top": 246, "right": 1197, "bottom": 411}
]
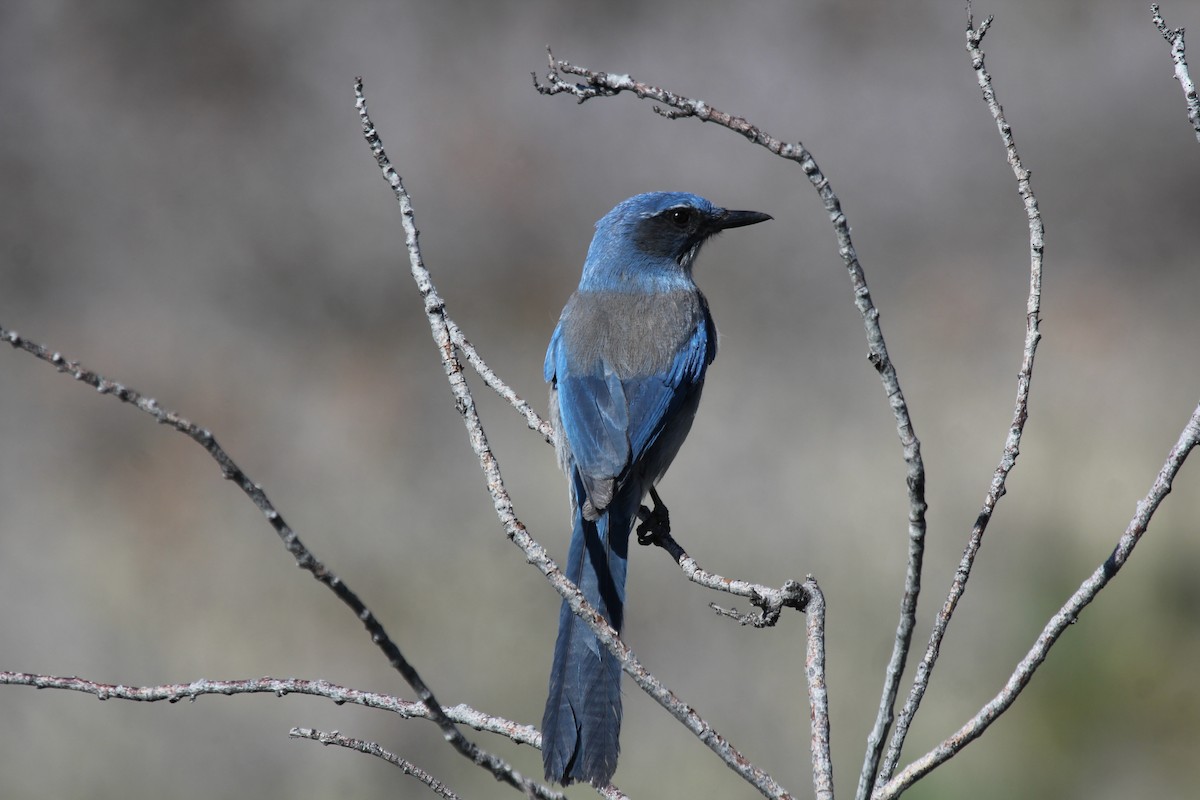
[{"left": 541, "top": 482, "right": 640, "bottom": 787}]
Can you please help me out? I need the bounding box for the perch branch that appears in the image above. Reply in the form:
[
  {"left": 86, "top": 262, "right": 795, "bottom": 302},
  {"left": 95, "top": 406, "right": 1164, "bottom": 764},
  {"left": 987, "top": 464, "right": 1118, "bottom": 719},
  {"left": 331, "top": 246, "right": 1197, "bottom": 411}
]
[
  {"left": 639, "top": 524, "right": 808, "bottom": 628},
  {"left": 533, "top": 50, "right": 927, "bottom": 800},
  {"left": 357, "top": 77, "right": 794, "bottom": 800}
]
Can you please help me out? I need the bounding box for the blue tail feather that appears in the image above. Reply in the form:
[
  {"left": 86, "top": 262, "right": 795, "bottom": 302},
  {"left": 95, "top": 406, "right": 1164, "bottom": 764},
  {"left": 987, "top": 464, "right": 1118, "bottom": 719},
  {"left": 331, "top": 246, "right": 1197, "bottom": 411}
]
[{"left": 542, "top": 482, "right": 638, "bottom": 786}]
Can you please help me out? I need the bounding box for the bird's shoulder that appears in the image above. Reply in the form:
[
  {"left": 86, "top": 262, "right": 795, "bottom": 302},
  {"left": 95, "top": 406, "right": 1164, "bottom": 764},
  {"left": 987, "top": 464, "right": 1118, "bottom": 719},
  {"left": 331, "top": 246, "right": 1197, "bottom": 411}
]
[{"left": 550, "top": 289, "right": 714, "bottom": 380}]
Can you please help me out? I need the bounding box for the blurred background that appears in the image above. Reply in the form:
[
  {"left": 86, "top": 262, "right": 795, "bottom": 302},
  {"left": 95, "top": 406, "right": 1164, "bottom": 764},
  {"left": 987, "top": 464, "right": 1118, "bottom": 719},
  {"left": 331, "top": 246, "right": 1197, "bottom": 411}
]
[{"left": 1, "top": 1, "right": 1198, "bottom": 798}]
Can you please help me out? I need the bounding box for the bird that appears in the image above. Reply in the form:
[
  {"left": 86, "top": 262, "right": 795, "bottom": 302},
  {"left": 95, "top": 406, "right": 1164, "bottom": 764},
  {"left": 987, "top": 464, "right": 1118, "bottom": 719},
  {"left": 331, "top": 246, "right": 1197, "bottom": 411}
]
[{"left": 541, "top": 191, "right": 771, "bottom": 786}]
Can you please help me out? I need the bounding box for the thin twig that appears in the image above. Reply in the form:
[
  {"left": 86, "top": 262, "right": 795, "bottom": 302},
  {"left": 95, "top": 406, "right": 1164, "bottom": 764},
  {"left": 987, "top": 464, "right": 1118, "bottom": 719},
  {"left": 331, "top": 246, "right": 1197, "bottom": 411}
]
[
  {"left": 639, "top": 526, "right": 808, "bottom": 628},
  {"left": 804, "top": 579, "right": 834, "bottom": 800},
  {"left": 290, "top": 727, "right": 461, "bottom": 800},
  {"left": 875, "top": 9, "right": 1046, "bottom": 788},
  {"left": 357, "top": 77, "right": 793, "bottom": 800},
  {"left": 448, "top": 317, "right": 554, "bottom": 443},
  {"left": 876, "top": 401, "right": 1200, "bottom": 799},
  {"left": 1, "top": 673, "right": 576, "bottom": 800},
  {"left": 1151, "top": 4, "right": 1200, "bottom": 142},
  {"left": 0, "top": 325, "right": 548, "bottom": 797},
  {"left": 532, "top": 53, "right": 929, "bottom": 800},
  {"left": 0, "top": 673, "right": 544, "bottom": 746}
]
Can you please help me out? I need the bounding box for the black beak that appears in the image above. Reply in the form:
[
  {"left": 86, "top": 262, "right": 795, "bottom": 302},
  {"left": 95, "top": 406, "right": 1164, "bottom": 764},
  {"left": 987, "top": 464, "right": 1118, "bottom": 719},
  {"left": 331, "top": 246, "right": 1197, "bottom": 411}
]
[{"left": 714, "top": 208, "right": 773, "bottom": 230}]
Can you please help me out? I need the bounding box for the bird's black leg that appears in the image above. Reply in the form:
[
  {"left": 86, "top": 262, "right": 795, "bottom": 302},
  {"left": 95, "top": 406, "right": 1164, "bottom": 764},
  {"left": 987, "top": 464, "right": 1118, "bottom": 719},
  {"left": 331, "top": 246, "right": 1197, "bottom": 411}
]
[{"left": 636, "top": 485, "right": 671, "bottom": 546}]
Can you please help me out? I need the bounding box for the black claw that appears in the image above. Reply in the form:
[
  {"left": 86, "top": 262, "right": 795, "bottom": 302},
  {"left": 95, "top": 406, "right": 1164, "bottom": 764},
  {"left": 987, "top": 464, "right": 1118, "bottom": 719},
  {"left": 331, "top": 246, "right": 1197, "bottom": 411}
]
[{"left": 636, "top": 494, "right": 671, "bottom": 546}]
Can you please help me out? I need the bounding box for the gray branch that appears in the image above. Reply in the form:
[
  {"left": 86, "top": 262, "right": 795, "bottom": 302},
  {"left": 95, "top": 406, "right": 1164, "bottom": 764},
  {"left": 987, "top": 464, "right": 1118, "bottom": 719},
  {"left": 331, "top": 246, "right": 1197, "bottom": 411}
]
[
  {"left": 448, "top": 317, "right": 554, "bottom": 444},
  {"left": 1152, "top": 4, "right": 1200, "bottom": 141},
  {"left": 876, "top": 400, "right": 1200, "bottom": 798},
  {"left": 532, "top": 52, "right": 926, "bottom": 800},
  {"left": 0, "top": 327, "right": 548, "bottom": 798},
  {"left": 805, "top": 580, "right": 834, "bottom": 800},
  {"left": 635, "top": 520, "right": 809, "bottom": 628},
  {"left": 0, "top": 673, "right": 545, "bottom": 747},
  {"left": 290, "top": 728, "right": 461, "bottom": 800},
  {"left": 0, "top": 672, "right": 581, "bottom": 799},
  {"left": 875, "top": 8, "right": 1047, "bottom": 790},
  {"left": 357, "top": 78, "right": 794, "bottom": 800}
]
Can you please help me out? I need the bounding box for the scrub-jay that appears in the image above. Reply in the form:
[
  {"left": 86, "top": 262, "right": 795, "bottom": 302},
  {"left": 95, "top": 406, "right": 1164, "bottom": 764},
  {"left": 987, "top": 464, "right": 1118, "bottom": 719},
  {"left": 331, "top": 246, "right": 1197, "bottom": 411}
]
[{"left": 542, "top": 191, "right": 771, "bottom": 786}]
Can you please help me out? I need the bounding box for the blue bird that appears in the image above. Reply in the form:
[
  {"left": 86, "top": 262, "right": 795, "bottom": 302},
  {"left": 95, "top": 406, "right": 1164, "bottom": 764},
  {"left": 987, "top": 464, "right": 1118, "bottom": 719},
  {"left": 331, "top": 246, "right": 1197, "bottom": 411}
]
[{"left": 542, "top": 192, "right": 771, "bottom": 786}]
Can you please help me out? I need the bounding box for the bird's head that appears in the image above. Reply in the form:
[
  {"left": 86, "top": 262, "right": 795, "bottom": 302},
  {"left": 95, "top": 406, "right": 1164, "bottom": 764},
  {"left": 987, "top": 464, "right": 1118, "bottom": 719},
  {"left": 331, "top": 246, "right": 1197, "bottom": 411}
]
[{"left": 579, "top": 192, "right": 771, "bottom": 292}]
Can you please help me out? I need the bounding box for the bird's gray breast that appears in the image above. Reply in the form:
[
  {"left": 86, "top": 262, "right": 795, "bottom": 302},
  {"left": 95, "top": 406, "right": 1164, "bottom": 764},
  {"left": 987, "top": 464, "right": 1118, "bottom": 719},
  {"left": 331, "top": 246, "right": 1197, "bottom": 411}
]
[{"left": 559, "top": 289, "right": 708, "bottom": 377}]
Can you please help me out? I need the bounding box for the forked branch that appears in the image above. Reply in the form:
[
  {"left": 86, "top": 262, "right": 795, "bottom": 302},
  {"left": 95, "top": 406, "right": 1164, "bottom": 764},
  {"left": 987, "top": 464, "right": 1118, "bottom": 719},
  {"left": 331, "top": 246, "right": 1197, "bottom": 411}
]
[
  {"left": 357, "top": 77, "right": 798, "bottom": 799},
  {"left": 876, "top": 400, "right": 1200, "bottom": 799},
  {"left": 0, "top": 325, "right": 554, "bottom": 798},
  {"left": 534, "top": 49, "right": 926, "bottom": 800},
  {"left": 875, "top": 9, "right": 1046, "bottom": 789}
]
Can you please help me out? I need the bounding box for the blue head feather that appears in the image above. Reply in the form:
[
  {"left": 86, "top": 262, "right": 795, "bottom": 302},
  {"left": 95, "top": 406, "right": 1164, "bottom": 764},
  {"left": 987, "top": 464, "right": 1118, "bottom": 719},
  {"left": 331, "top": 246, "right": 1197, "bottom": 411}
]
[{"left": 578, "top": 191, "right": 768, "bottom": 293}]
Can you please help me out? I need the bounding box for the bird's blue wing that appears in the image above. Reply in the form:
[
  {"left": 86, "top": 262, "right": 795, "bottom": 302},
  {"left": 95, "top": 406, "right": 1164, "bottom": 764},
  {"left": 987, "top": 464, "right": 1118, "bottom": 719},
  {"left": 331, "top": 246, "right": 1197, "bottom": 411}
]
[
  {"left": 622, "top": 321, "right": 713, "bottom": 465},
  {"left": 547, "top": 324, "right": 631, "bottom": 485},
  {"left": 547, "top": 314, "right": 714, "bottom": 496}
]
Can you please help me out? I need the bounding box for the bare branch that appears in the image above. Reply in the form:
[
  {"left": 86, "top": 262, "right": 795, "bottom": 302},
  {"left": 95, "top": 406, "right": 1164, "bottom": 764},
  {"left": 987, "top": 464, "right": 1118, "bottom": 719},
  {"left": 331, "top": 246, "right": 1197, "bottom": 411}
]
[
  {"left": 290, "top": 727, "right": 462, "bottom": 800},
  {"left": 1, "top": 672, "right": 585, "bottom": 799},
  {"left": 875, "top": 9, "right": 1047, "bottom": 789},
  {"left": 357, "top": 77, "right": 794, "bottom": 799},
  {"left": 1152, "top": 4, "right": 1200, "bottom": 141},
  {"left": 448, "top": 317, "right": 554, "bottom": 443},
  {"left": 805, "top": 579, "right": 834, "bottom": 800},
  {"left": 0, "top": 673, "right": 545, "bottom": 746},
  {"left": 533, "top": 51, "right": 928, "bottom": 800},
  {"left": 877, "top": 400, "right": 1200, "bottom": 798},
  {"left": 0, "top": 326, "right": 540, "bottom": 796},
  {"left": 638, "top": 525, "right": 808, "bottom": 628}
]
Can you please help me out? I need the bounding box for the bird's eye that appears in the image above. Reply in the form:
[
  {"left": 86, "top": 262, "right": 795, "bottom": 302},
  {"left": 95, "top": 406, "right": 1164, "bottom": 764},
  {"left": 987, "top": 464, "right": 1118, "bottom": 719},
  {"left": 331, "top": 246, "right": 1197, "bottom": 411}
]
[{"left": 668, "top": 208, "right": 693, "bottom": 228}]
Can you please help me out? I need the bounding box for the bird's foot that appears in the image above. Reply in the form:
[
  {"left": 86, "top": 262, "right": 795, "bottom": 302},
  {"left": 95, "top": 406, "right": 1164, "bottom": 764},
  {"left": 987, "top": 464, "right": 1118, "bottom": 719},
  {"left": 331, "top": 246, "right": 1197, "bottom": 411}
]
[{"left": 636, "top": 489, "right": 670, "bottom": 546}]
